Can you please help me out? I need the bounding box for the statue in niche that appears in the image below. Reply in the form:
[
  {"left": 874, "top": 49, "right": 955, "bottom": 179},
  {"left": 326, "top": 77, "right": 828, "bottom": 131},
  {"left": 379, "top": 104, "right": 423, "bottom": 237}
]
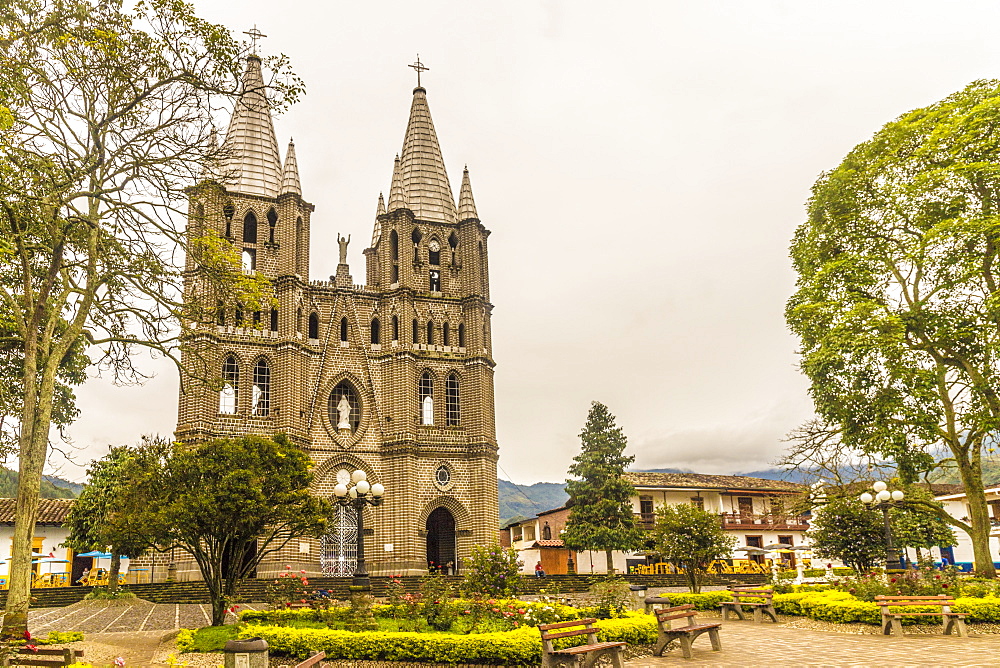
[
  {"left": 336, "top": 395, "right": 352, "bottom": 431},
  {"left": 337, "top": 233, "right": 351, "bottom": 265}
]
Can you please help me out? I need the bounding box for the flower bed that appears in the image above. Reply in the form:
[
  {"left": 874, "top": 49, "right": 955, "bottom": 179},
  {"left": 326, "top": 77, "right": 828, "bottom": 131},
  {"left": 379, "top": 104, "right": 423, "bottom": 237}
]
[{"left": 773, "top": 590, "right": 1000, "bottom": 625}]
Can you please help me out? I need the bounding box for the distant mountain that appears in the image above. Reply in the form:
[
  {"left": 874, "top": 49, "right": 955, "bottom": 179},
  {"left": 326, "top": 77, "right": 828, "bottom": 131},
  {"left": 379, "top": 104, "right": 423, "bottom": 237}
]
[
  {"left": 0, "top": 469, "right": 79, "bottom": 499},
  {"left": 498, "top": 479, "right": 568, "bottom": 524}
]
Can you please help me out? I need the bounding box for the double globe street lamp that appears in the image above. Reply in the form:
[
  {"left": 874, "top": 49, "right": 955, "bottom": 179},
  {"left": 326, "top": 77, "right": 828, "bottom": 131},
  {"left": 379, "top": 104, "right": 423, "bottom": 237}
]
[
  {"left": 860, "top": 481, "right": 905, "bottom": 571},
  {"left": 333, "top": 469, "right": 385, "bottom": 589}
]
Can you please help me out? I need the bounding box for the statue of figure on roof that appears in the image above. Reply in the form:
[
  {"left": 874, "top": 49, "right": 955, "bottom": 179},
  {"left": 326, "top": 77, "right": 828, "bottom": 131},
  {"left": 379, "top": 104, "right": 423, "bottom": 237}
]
[{"left": 337, "top": 233, "right": 350, "bottom": 264}]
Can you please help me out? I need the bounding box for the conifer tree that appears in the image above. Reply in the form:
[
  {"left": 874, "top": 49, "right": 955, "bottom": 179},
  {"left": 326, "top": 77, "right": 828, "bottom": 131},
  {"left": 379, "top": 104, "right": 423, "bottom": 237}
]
[{"left": 562, "top": 402, "right": 644, "bottom": 573}]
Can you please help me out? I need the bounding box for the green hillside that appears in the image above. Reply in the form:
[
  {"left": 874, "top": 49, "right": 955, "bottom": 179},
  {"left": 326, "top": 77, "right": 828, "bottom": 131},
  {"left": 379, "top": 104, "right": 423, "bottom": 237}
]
[
  {"left": 0, "top": 469, "right": 79, "bottom": 499},
  {"left": 498, "top": 479, "right": 568, "bottom": 524}
]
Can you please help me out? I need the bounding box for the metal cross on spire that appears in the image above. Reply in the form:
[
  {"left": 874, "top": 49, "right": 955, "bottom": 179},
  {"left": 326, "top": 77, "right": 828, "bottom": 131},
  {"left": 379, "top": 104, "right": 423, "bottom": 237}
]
[
  {"left": 244, "top": 25, "right": 267, "bottom": 54},
  {"left": 409, "top": 55, "right": 429, "bottom": 87}
]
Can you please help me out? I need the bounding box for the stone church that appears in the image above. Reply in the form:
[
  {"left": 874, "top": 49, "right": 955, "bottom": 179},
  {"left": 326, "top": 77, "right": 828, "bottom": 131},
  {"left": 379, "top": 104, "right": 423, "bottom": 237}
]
[{"left": 175, "top": 55, "right": 499, "bottom": 578}]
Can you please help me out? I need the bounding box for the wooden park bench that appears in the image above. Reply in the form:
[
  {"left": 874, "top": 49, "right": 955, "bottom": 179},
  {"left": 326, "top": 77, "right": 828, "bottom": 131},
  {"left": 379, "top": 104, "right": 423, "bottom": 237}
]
[
  {"left": 719, "top": 588, "right": 777, "bottom": 623},
  {"left": 294, "top": 651, "right": 327, "bottom": 668},
  {"left": 653, "top": 604, "right": 722, "bottom": 660},
  {"left": 538, "top": 618, "right": 625, "bottom": 668},
  {"left": 874, "top": 595, "right": 968, "bottom": 637},
  {"left": 2, "top": 647, "right": 84, "bottom": 667}
]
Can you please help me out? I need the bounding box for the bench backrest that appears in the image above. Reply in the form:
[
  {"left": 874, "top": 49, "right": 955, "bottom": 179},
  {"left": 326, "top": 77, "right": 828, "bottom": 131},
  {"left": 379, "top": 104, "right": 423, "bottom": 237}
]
[
  {"left": 7, "top": 647, "right": 84, "bottom": 667},
  {"left": 538, "top": 618, "right": 599, "bottom": 652},
  {"left": 294, "top": 651, "right": 327, "bottom": 668},
  {"left": 730, "top": 588, "right": 773, "bottom": 601},
  {"left": 654, "top": 604, "right": 697, "bottom": 629},
  {"left": 874, "top": 595, "right": 956, "bottom": 608}
]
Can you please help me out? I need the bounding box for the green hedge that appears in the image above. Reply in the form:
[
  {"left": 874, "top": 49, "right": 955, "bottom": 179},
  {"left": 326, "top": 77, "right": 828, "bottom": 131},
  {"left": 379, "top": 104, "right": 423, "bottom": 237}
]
[
  {"left": 773, "top": 591, "right": 1000, "bottom": 625},
  {"left": 238, "top": 613, "right": 657, "bottom": 664}
]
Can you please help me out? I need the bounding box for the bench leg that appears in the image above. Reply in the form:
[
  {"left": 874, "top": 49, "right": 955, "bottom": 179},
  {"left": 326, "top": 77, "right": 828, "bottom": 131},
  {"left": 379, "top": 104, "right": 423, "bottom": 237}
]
[
  {"left": 753, "top": 607, "right": 762, "bottom": 624},
  {"left": 763, "top": 605, "right": 778, "bottom": 623},
  {"left": 653, "top": 634, "right": 669, "bottom": 657},
  {"left": 944, "top": 616, "right": 968, "bottom": 638},
  {"left": 609, "top": 647, "right": 624, "bottom": 668},
  {"left": 678, "top": 635, "right": 694, "bottom": 660},
  {"left": 708, "top": 626, "right": 722, "bottom": 652}
]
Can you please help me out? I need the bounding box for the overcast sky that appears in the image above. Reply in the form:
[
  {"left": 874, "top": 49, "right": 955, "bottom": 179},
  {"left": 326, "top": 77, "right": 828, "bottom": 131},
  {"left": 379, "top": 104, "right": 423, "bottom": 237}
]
[{"left": 51, "top": 0, "right": 1000, "bottom": 485}]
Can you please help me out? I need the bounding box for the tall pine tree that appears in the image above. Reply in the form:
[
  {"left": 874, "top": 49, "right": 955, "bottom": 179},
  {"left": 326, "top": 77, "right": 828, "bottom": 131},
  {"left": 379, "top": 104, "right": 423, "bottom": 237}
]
[{"left": 562, "top": 402, "right": 644, "bottom": 573}]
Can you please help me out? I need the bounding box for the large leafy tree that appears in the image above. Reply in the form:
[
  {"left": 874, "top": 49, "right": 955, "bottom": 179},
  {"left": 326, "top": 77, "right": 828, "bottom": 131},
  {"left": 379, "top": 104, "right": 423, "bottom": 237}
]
[
  {"left": 787, "top": 80, "right": 1000, "bottom": 577},
  {"left": 0, "top": 0, "right": 299, "bottom": 635},
  {"left": 650, "top": 503, "right": 736, "bottom": 593},
  {"left": 807, "top": 497, "right": 885, "bottom": 573},
  {"left": 890, "top": 485, "right": 956, "bottom": 559},
  {"left": 64, "top": 442, "right": 159, "bottom": 593},
  {"left": 128, "top": 434, "right": 332, "bottom": 626},
  {"left": 562, "top": 402, "right": 644, "bottom": 573}
]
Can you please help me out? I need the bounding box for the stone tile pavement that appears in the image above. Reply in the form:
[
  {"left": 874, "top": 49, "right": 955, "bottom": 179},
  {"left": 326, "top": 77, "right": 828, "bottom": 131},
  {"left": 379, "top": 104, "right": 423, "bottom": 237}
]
[
  {"left": 626, "top": 617, "right": 1000, "bottom": 667},
  {"left": 21, "top": 602, "right": 1000, "bottom": 667}
]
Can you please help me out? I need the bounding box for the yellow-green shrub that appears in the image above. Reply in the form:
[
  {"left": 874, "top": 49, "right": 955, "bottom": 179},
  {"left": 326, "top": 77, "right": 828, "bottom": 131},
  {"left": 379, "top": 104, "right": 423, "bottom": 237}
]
[
  {"left": 659, "top": 591, "right": 733, "bottom": 610},
  {"left": 175, "top": 629, "right": 196, "bottom": 653},
  {"left": 239, "top": 614, "right": 655, "bottom": 664}
]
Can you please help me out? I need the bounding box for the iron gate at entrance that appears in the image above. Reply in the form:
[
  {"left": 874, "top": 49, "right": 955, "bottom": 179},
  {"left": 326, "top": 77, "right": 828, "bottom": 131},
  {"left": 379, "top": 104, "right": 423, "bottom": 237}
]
[{"left": 321, "top": 504, "right": 358, "bottom": 576}]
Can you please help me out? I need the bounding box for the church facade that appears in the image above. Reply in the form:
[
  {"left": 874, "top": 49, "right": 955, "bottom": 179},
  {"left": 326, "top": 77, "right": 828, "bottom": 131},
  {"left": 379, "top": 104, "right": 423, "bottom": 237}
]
[{"left": 176, "top": 56, "right": 499, "bottom": 578}]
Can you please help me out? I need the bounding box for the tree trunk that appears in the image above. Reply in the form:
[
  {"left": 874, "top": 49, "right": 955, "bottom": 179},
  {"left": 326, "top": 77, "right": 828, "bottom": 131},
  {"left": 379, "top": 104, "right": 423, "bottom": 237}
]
[
  {"left": 2, "top": 345, "right": 57, "bottom": 639},
  {"left": 605, "top": 549, "right": 614, "bottom": 574},
  {"left": 687, "top": 563, "right": 700, "bottom": 594},
  {"left": 956, "top": 459, "right": 996, "bottom": 578},
  {"left": 108, "top": 554, "right": 121, "bottom": 593}
]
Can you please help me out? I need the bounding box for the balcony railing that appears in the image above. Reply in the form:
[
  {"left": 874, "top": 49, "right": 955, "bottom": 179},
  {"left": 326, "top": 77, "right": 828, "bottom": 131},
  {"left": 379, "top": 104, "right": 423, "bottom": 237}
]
[
  {"left": 635, "top": 512, "right": 810, "bottom": 531},
  {"left": 721, "top": 513, "right": 809, "bottom": 530}
]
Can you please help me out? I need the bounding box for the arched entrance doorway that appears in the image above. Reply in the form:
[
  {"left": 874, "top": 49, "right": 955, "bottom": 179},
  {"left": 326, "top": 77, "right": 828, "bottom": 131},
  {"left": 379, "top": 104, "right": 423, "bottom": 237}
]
[{"left": 426, "top": 506, "right": 457, "bottom": 574}]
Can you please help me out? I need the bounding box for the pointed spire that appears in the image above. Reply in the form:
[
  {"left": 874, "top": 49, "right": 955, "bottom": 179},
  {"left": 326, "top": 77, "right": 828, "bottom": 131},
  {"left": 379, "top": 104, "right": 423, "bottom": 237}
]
[
  {"left": 371, "top": 193, "right": 385, "bottom": 247},
  {"left": 397, "top": 87, "right": 457, "bottom": 223},
  {"left": 458, "top": 166, "right": 479, "bottom": 221},
  {"left": 280, "top": 138, "right": 301, "bottom": 196},
  {"left": 388, "top": 154, "right": 405, "bottom": 211},
  {"left": 220, "top": 56, "right": 282, "bottom": 198}
]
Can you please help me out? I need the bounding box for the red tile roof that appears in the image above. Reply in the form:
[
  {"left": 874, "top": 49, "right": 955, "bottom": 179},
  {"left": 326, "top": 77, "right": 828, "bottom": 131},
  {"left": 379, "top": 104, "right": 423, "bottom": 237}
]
[
  {"left": 532, "top": 540, "right": 565, "bottom": 548},
  {"left": 624, "top": 471, "right": 805, "bottom": 493},
  {"left": 0, "top": 498, "right": 75, "bottom": 524}
]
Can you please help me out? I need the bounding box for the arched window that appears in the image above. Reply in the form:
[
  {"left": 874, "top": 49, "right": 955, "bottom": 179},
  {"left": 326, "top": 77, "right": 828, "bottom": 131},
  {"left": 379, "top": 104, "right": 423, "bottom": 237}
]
[
  {"left": 216, "top": 301, "right": 225, "bottom": 326},
  {"left": 542, "top": 523, "right": 552, "bottom": 540},
  {"left": 328, "top": 381, "right": 361, "bottom": 432},
  {"left": 411, "top": 227, "right": 423, "bottom": 249},
  {"left": 446, "top": 372, "right": 460, "bottom": 427},
  {"left": 223, "top": 202, "right": 235, "bottom": 238},
  {"left": 458, "top": 323, "right": 466, "bottom": 348},
  {"left": 267, "top": 208, "right": 277, "bottom": 244},
  {"left": 390, "top": 230, "right": 399, "bottom": 283},
  {"left": 270, "top": 308, "right": 278, "bottom": 332},
  {"left": 370, "top": 318, "right": 380, "bottom": 345},
  {"left": 426, "top": 320, "right": 434, "bottom": 345},
  {"left": 429, "top": 269, "right": 441, "bottom": 292},
  {"left": 392, "top": 315, "right": 399, "bottom": 342},
  {"left": 340, "top": 317, "right": 348, "bottom": 342},
  {"left": 308, "top": 312, "right": 319, "bottom": 339},
  {"left": 241, "top": 248, "right": 256, "bottom": 272},
  {"left": 252, "top": 358, "right": 271, "bottom": 416},
  {"left": 219, "top": 355, "right": 238, "bottom": 414},
  {"left": 252, "top": 310, "right": 261, "bottom": 327},
  {"left": 297, "top": 308, "right": 303, "bottom": 333},
  {"left": 443, "top": 323, "right": 450, "bottom": 346},
  {"left": 448, "top": 232, "right": 459, "bottom": 250},
  {"left": 420, "top": 371, "right": 434, "bottom": 425},
  {"left": 235, "top": 303, "right": 244, "bottom": 327},
  {"left": 412, "top": 319, "right": 418, "bottom": 343},
  {"left": 243, "top": 211, "right": 258, "bottom": 244},
  {"left": 195, "top": 203, "right": 204, "bottom": 220}
]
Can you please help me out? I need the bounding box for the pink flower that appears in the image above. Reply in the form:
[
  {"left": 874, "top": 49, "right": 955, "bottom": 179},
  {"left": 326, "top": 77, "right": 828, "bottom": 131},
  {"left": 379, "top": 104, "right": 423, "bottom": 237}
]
[
  {"left": 23, "top": 631, "right": 31, "bottom": 640},
  {"left": 285, "top": 565, "right": 292, "bottom": 569},
  {"left": 114, "top": 658, "right": 125, "bottom": 667}
]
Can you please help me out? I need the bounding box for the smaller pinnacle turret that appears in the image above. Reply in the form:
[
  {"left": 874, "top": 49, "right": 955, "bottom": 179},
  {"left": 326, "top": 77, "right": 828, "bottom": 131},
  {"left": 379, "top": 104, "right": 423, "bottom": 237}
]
[
  {"left": 371, "top": 193, "right": 385, "bottom": 246},
  {"left": 458, "top": 166, "right": 478, "bottom": 221},
  {"left": 388, "top": 154, "right": 405, "bottom": 211},
  {"left": 280, "top": 138, "right": 301, "bottom": 196}
]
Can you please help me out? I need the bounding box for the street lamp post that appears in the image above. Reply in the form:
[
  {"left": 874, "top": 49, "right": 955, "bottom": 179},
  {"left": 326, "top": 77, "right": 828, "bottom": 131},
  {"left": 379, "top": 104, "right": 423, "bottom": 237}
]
[
  {"left": 333, "top": 469, "right": 385, "bottom": 590},
  {"left": 860, "top": 481, "right": 905, "bottom": 571}
]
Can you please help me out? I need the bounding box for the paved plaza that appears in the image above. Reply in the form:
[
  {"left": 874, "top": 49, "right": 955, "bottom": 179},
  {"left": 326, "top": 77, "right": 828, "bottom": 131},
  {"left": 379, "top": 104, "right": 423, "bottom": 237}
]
[{"left": 20, "top": 602, "right": 1000, "bottom": 667}]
